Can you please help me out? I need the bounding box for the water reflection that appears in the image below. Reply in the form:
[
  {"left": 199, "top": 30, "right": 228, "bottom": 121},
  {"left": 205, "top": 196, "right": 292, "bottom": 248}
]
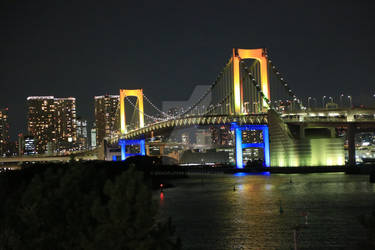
[
  {"left": 160, "top": 191, "right": 164, "bottom": 200},
  {"left": 234, "top": 172, "right": 270, "bottom": 177},
  {"left": 156, "top": 173, "right": 375, "bottom": 249}
]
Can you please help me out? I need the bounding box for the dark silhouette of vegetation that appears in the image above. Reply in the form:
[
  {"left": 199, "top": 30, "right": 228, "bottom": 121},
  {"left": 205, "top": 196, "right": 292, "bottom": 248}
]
[
  {"left": 0, "top": 162, "right": 180, "bottom": 250},
  {"left": 359, "top": 211, "right": 375, "bottom": 249}
]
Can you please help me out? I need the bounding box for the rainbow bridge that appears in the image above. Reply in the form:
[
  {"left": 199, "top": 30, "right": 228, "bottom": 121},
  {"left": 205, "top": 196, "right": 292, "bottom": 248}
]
[{"left": 115, "top": 48, "right": 375, "bottom": 168}]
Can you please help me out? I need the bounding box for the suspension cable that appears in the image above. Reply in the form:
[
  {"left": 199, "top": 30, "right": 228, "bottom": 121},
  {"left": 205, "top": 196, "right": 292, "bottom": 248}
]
[
  {"left": 265, "top": 51, "right": 302, "bottom": 108},
  {"left": 125, "top": 96, "right": 165, "bottom": 122},
  {"left": 142, "top": 94, "right": 174, "bottom": 119},
  {"left": 241, "top": 63, "right": 270, "bottom": 108}
]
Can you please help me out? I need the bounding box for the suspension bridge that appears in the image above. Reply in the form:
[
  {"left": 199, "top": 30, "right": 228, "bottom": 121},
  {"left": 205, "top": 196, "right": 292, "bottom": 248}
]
[
  {"left": 2, "top": 48, "right": 374, "bottom": 168},
  {"left": 116, "top": 48, "right": 375, "bottom": 168}
]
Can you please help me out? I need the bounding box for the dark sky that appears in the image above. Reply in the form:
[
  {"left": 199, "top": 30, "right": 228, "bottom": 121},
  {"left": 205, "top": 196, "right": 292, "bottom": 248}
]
[{"left": 1, "top": 0, "right": 375, "bottom": 139}]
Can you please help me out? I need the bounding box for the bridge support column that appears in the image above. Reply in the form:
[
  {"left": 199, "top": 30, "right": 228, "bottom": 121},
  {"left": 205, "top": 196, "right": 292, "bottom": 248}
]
[
  {"left": 118, "top": 139, "right": 146, "bottom": 161},
  {"left": 330, "top": 128, "right": 336, "bottom": 138},
  {"left": 120, "top": 142, "right": 126, "bottom": 161},
  {"left": 347, "top": 123, "right": 356, "bottom": 167},
  {"left": 140, "top": 140, "right": 145, "bottom": 157},
  {"left": 231, "top": 123, "right": 270, "bottom": 169},
  {"left": 234, "top": 125, "right": 244, "bottom": 168},
  {"left": 299, "top": 125, "right": 305, "bottom": 139},
  {"left": 145, "top": 144, "right": 150, "bottom": 156}
]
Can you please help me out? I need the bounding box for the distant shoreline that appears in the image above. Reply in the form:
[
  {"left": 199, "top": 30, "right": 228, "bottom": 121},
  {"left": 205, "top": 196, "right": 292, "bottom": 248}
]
[
  {"left": 223, "top": 166, "right": 374, "bottom": 174},
  {"left": 174, "top": 165, "right": 375, "bottom": 175}
]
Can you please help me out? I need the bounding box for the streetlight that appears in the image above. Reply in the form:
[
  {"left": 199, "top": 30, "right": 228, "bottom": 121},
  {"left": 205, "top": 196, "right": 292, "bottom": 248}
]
[
  {"left": 293, "top": 98, "right": 298, "bottom": 111},
  {"left": 298, "top": 99, "right": 303, "bottom": 110},
  {"left": 340, "top": 94, "right": 344, "bottom": 108},
  {"left": 313, "top": 98, "right": 317, "bottom": 109},
  {"left": 226, "top": 103, "right": 230, "bottom": 115},
  {"left": 322, "top": 96, "right": 326, "bottom": 108},
  {"left": 216, "top": 103, "right": 222, "bottom": 114},
  {"left": 308, "top": 97, "right": 312, "bottom": 109},
  {"left": 253, "top": 102, "right": 258, "bottom": 113},
  {"left": 329, "top": 96, "right": 333, "bottom": 103},
  {"left": 244, "top": 102, "right": 249, "bottom": 113},
  {"left": 274, "top": 101, "right": 278, "bottom": 111},
  {"left": 348, "top": 96, "right": 352, "bottom": 108}
]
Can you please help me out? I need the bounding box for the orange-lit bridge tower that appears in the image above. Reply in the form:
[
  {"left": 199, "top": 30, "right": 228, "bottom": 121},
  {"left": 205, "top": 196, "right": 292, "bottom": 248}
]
[
  {"left": 120, "top": 89, "right": 144, "bottom": 134},
  {"left": 232, "top": 48, "right": 270, "bottom": 114},
  {"left": 208, "top": 48, "right": 271, "bottom": 117}
]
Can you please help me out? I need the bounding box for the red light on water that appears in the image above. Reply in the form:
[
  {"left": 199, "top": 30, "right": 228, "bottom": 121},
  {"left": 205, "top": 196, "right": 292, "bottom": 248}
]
[{"left": 160, "top": 192, "right": 164, "bottom": 200}]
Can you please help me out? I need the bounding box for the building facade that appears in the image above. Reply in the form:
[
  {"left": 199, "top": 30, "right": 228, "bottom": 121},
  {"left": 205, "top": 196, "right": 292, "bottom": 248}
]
[
  {"left": 23, "top": 135, "right": 37, "bottom": 155},
  {"left": 210, "top": 125, "right": 233, "bottom": 146},
  {"left": 76, "top": 117, "right": 88, "bottom": 150},
  {"left": 90, "top": 123, "right": 97, "bottom": 149},
  {"left": 54, "top": 98, "right": 77, "bottom": 152},
  {"left": 0, "top": 108, "right": 10, "bottom": 156},
  {"left": 94, "top": 95, "right": 119, "bottom": 145},
  {"left": 27, "top": 96, "right": 77, "bottom": 154}
]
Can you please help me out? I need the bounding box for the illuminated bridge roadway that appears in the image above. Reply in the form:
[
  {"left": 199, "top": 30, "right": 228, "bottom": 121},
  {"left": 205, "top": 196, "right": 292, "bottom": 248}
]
[{"left": 122, "top": 108, "right": 375, "bottom": 140}]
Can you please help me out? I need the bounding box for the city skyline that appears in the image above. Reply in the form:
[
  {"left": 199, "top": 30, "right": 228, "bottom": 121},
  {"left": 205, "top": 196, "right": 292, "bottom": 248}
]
[{"left": 1, "top": 1, "right": 375, "bottom": 139}]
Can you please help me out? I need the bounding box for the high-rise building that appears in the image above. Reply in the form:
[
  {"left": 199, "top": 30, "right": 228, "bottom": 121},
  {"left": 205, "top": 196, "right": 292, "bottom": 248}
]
[
  {"left": 94, "top": 95, "right": 119, "bottom": 145},
  {"left": 91, "top": 123, "right": 97, "bottom": 149},
  {"left": 0, "top": 108, "right": 10, "bottom": 156},
  {"left": 76, "top": 117, "right": 88, "bottom": 150},
  {"left": 27, "top": 96, "right": 77, "bottom": 154},
  {"left": 17, "top": 134, "right": 37, "bottom": 156},
  {"left": 27, "top": 96, "right": 55, "bottom": 153},
  {"left": 24, "top": 136, "right": 36, "bottom": 155},
  {"left": 54, "top": 98, "right": 77, "bottom": 151},
  {"left": 18, "top": 133, "right": 24, "bottom": 156}
]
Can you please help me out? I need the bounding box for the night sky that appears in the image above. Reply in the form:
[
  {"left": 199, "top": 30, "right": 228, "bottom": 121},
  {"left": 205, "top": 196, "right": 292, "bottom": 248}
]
[{"left": 1, "top": 0, "right": 375, "bottom": 139}]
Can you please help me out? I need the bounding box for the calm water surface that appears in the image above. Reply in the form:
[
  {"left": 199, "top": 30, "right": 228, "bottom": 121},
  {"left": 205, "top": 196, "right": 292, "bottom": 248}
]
[{"left": 155, "top": 173, "right": 375, "bottom": 249}]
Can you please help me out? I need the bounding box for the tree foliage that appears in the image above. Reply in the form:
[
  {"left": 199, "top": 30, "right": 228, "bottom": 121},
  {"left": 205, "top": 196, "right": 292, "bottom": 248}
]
[
  {"left": 359, "top": 211, "right": 375, "bottom": 249},
  {"left": 0, "top": 163, "right": 180, "bottom": 250}
]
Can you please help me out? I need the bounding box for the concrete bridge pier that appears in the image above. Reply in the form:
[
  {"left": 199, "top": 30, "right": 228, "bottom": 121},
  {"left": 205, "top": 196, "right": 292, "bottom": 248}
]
[
  {"left": 231, "top": 123, "right": 270, "bottom": 169},
  {"left": 119, "top": 139, "right": 146, "bottom": 161},
  {"left": 347, "top": 123, "right": 356, "bottom": 167}
]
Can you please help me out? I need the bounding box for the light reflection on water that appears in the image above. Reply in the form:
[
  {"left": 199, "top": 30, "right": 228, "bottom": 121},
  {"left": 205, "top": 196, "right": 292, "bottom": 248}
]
[{"left": 155, "top": 173, "right": 375, "bottom": 250}]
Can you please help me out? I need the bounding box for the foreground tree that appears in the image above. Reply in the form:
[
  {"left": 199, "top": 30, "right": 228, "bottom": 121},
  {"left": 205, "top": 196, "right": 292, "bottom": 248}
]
[
  {"left": 0, "top": 164, "right": 179, "bottom": 250},
  {"left": 359, "top": 210, "right": 375, "bottom": 249}
]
